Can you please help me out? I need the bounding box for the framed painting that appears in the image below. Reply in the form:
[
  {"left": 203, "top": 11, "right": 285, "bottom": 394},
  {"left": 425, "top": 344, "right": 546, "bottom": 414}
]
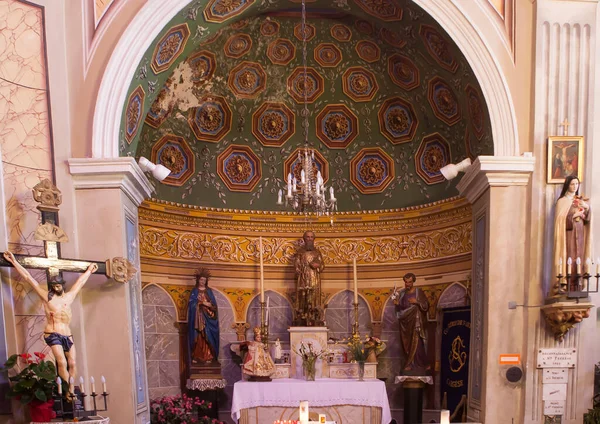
[{"left": 547, "top": 136, "right": 584, "bottom": 184}]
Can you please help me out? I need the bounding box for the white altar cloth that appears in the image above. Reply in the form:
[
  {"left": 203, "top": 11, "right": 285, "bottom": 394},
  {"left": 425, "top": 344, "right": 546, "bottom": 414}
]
[{"left": 231, "top": 378, "right": 391, "bottom": 424}]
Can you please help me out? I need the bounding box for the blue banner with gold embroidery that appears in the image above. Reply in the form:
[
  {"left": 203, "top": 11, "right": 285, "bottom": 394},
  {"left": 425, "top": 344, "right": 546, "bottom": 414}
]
[{"left": 440, "top": 307, "right": 471, "bottom": 419}]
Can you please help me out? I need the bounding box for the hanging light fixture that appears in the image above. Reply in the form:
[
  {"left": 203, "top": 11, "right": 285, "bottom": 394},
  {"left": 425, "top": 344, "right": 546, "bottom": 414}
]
[{"left": 277, "top": 0, "right": 337, "bottom": 216}]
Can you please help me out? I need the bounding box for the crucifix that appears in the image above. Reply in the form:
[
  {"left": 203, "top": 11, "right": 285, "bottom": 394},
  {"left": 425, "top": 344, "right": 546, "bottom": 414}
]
[
  {"left": 0, "top": 179, "right": 135, "bottom": 395},
  {"left": 559, "top": 118, "right": 570, "bottom": 136}
]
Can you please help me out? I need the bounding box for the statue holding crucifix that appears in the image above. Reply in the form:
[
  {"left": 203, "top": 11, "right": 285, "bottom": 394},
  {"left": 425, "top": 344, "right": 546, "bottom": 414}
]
[{"left": 0, "top": 179, "right": 136, "bottom": 395}]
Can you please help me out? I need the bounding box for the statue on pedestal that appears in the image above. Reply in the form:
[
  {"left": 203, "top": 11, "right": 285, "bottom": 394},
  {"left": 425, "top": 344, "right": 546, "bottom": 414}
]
[
  {"left": 241, "top": 328, "right": 275, "bottom": 381},
  {"left": 293, "top": 231, "right": 325, "bottom": 326},
  {"left": 392, "top": 273, "right": 430, "bottom": 373}
]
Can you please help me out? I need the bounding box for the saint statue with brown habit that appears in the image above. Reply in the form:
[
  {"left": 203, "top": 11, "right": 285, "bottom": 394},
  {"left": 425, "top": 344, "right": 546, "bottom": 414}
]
[{"left": 293, "top": 231, "right": 325, "bottom": 326}]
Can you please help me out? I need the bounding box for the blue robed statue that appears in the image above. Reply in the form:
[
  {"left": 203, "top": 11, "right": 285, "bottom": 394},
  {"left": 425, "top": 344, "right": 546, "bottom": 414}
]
[{"left": 187, "top": 268, "right": 220, "bottom": 365}]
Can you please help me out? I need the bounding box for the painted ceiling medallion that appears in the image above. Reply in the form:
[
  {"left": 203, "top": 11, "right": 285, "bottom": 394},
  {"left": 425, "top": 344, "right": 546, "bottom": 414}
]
[
  {"left": 228, "top": 61, "right": 267, "bottom": 99},
  {"left": 260, "top": 20, "right": 280, "bottom": 36},
  {"left": 125, "top": 85, "right": 145, "bottom": 143},
  {"left": 217, "top": 144, "right": 262, "bottom": 192},
  {"left": 387, "top": 54, "right": 419, "bottom": 90},
  {"left": 354, "top": 19, "right": 374, "bottom": 35},
  {"left": 252, "top": 102, "right": 295, "bottom": 147},
  {"left": 330, "top": 24, "right": 352, "bottom": 42},
  {"left": 284, "top": 147, "right": 329, "bottom": 186},
  {"left": 287, "top": 67, "right": 324, "bottom": 103},
  {"left": 145, "top": 85, "right": 173, "bottom": 128},
  {"left": 230, "top": 18, "right": 249, "bottom": 29},
  {"left": 314, "top": 43, "right": 342, "bottom": 67},
  {"left": 380, "top": 27, "right": 406, "bottom": 48},
  {"left": 350, "top": 147, "right": 394, "bottom": 194},
  {"left": 187, "top": 95, "right": 232, "bottom": 142},
  {"left": 151, "top": 134, "right": 195, "bottom": 187},
  {"left": 465, "top": 128, "right": 478, "bottom": 160},
  {"left": 465, "top": 84, "right": 485, "bottom": 140},
  {"left": 294, "top": 23, "right": 316, "bottom": 42},
  {"left": 224, "top": 33, "right": 252, "bottom": 58},
  {"left": 354, "top": 0, "right": 403, "bottom": 21},
  {"left": 151, "top": 23, "right": 190, "bottom": 74},
  {"left": 355, "top": 40, "right": 380, "bottom": 63},
  {"left": 187, "top": 50, "right": 216, "bottom": 84},
  {"left": 316, "top": 104, "right": 359, "bottom": 149},
  {"left": 203, "top": 0, "right": 255, "bottom": 23},
  {"left": 378, "top": 97, "right": 418, "bottom": 144},
  {"left": 420, "top": 24, "right": 458, "bottom": 73},
  {"left": 428, "top": 76, "right": 460, "bottom": 126},
  {"left": 267, "top": 38, "right": 296, "bottom": 65},
  {"left": 415, "top": 132, "right": 451, "bottom": 185},
  {"left": 342, "top": 67, "right": 379, "bottom": 102}
]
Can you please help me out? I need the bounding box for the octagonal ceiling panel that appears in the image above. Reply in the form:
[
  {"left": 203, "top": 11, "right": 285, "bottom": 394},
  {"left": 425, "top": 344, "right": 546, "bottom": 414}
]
[
  {"left": 287, "top": 67, "right": 324, "bottom": 103},
  {"left": 331, "top": 24, "right": 352, "bottom": 42},
  {"left": 465, "top": 84, "right": 485, "bottom": 140},
  {"left": 252, "top": 102, "right": 295, "bottom": 147},
  {"left": 228, "top": 61, "right": 267, "bottom": 99},
  {"left": 350, "top": 148, "right": 394, "bottom": 194},
  {"left": 284, "top": 148, "right": 329, "bottom": 187},
  {"left": 187, "top": 50, "right": 217, "bottom": 84},
  {"left": 151, "top": 24, "right": 190, "bottom": 74},
  {"left": 354, "top": 19, "right": 374, "bottom": 36},
  {"left": 415, "top": 133, "right": 451, "bottom": 185},
  {"left": 314, "top": 43, "right": 342, "bottom": 67},
  {"left": 224, "top": 33, "right": 252, "bottom": 58},
  {"left": 316, "top": 104, "right": 359, "bottom": 149},
  {"left": 355, "top": 40, "right": 380, "bottom": 63},
  {"left": 428, "top": 76, "right": 461, "bottom": 126},
  {"left": 420, "top": 24, "right": 458, "bottom": 73},
  {"left": 260, "top": 20, "right": 280, "bottom": 36},
  {"left": 267, "top": 38, "right": 296, "bottom": 65},
  {"left": 342, "top": 66, "right": 379, "bottom": 102},
  {"left": 380, "top": 27, "right": 406, "bottom": 48},
  {"left": 151, "top": 134, "right": 195, "bottom": 187},
  {"left": 187, "top": 95, "right": 232, "bottom": 142},
  {"left": 217, "top": 145, "right": 262, "bottom": 192},
  {"left": 354, "top": 0, "right": 403, "bottom": 22},
  {"left": 203, "top": 0, "right": 255, "bottom": 23},
  {"left": 388, "top": 54, "right": 419, "bottom": 91},
  {"left": 125, "top": 85, "right": 144, "bottom": 144},
  {"left": 378, "top": 97, "right": 418, "bottom": 144},
  {"left": 145, "top": 85, "right": 172, "bottom": 128},
  {"left": 294, "top": 23, "right": 316, "bottom": 41}
]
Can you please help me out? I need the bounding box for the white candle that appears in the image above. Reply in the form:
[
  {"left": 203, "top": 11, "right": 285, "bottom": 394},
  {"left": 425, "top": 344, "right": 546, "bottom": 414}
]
[
  {"left": 90, "top": 376, "right": 96, "bottom": 394},
  {"left": 440, "top": 409, "right": 450, "bottom": 424},
  {"left": 266, "top": 296, "right": 270, "bottom": 324},
  {"left": 69, "top": 377, "right": 74, "bottom": 394},
  {"left": 301, "top": 169, "right": 306, "bottom": 184},
  {"left": 576, "top": 257, "right": 581, "bottom": 274},
  {"left": 585, "top": 258, "right": 591, "bottom": 274},
  {"left": 277, "top": 189, "right": 283, "bottom": 205},
  {"left": 558, "top": 257, "right": 563, "bottom": 275},
  {"left": 330, "top": 186, "right": 335, "bottom": 201},
  {"left": 353, "top": 258, "right": 358, "bottom": 304},
  {"left": 299, "top": 400, "right": 309, "bottom": 423},
  {"left": 101, "top": 375, "right": 107, "bottom": 393},
  {"left": 567, "top": 257, "right": 572, "bottom": 274},
  {"left": 259, "top": 237, "right": 265, "bottom": 303},
  {"left": 597, "top": 257, "right": 600, "bottom": 275},
  {"left": 56, "top": 376, "right": 62, "bottom": 395},
  {"left": 293, "top": 177, "right": 297, "bottom": 192},
  {"left": 79, "top": 376, "right": 85, "bottom": 393}
]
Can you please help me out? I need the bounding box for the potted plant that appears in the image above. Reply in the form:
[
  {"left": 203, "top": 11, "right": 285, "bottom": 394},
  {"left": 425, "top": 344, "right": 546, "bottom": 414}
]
[
  {"left": 2, "top": 352, "right": 59, "bottom": 421},
  {"left": 150, "top": 394, "right": 222, "bottom": 424}
]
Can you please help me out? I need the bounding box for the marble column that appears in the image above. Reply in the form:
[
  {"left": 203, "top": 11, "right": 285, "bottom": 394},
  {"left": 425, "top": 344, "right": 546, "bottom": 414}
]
[
  {"left": 456, "top": 156, "right": 535, "bottom": 423},
  {"left": 68, "top": 157, "right": 153, "bottom": 424}
]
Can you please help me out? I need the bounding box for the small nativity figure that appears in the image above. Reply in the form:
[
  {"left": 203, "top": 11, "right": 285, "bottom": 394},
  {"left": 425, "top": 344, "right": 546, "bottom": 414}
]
[{"left": 241, "top": 327, "right": 275, "bottom": 381}]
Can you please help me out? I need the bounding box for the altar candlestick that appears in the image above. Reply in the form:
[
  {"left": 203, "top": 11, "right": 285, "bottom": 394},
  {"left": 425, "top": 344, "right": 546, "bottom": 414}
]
[
  {"left": 259, "top": 237, "right": 265, "bottom": 302},
  {"left": 585, "top": 258, "right": 591, "bottom": 274},
  {"left": 101, "top": 375, "right": 107, "bottom": 393},
  {"left": 576, "top": 257, "right": 581, "bottom": 274},
  {"left": 353, "top": 258, "right": 358, "bottom": 304},
  {"left": 266, "top": 296, "right": 270, "bottom": 324},
  {"left": 57, "top": 377, "right": 62, "bottom": 395},
  {"left": 440, "top": 409, "right": 450, "bottom": 424},
  {"left": 90, "top": 376, "right": 96, "bottom": 394},
  {"left": 79, "top": 376, "right": 85, "bottom": 393}
]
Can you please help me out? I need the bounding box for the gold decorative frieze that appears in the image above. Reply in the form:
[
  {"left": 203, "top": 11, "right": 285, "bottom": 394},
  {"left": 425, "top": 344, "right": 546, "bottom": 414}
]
[
  {"left": 541, "top": 301, "right": 593, "bottom": 342},
  {"left": 422, "top": 283, "right": 451, "bottom": 320},
  {"left": 139, "top": 224, "right": 471, "bottom": 265},
  {"left": 157, "top": 284, "right": 192, "bottom": 321},
  {"left": 222, "top": 288, "right": 256, "bottom": 322},
  {"left": 361, "top": 288, "right": 393, "bottom": 321}
]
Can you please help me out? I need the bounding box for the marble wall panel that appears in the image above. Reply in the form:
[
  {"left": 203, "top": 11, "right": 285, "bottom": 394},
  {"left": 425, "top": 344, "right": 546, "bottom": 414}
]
[
  {"left": 158, "top": 360, "right": 180, "bottom": 387},
  {"left": 379, "top": 330, "right": 401, "bottom": 359},
  {"left": 325, "top": 291, "right": 371, "bottom": 338},
  {"left": 246, "top": 290, "right": 292, "bottom": 342},
  {"left": 215, "top": 289, "right": 235, "bottom": 336},
  {"left": 155, "top": 306, "right": 178, "bottom": 333},
  {"left": 145, "top": 333, "right": 179, "bottom": 361},
  {"left": 143, "top": 305, "right": 156, "bottom": 333},
  {"left": 146, "top": 360, "right": 159, "bottom": 389},
  {"left": 381, "top": 300, "right": 399, "bottom": 332},
  {"left": 148, "top": 386, "right": 180, "bottom": 401},
  {"left": 142, "top": 285, "right": 173, "bottom": 306}
]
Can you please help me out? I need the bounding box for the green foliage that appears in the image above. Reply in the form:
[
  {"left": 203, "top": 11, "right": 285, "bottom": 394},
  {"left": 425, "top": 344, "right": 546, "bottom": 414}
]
[
  {"left": 346, "top": 338, "right": 369, "bottom": 362},
  {"left": 2, "top": 352, "right": 59, "bottom": 405},
  {"left": 584, "top": 408, "right": 600, "bottom": 424}
]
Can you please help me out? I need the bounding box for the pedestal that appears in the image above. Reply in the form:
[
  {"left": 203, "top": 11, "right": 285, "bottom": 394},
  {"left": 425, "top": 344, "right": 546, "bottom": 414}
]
[
  {"left": 395, "top": 375, "right": 433, "bottom": 424},
  {"left": 288, "top": 327, "right": 329, "bottom": 379},
  {"left": 186, "top": 379, "right": 226, "bottom": 420}
]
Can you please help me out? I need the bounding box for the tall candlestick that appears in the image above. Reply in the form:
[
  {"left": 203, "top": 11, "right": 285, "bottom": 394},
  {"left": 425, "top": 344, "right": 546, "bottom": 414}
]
[
  {"left": 259, "top": 237, "right": 265, "bottom": 302},
  {"left": 79, "top": 376, "right": 85, "bottom": 393},
  {"left": 266, "top": 296, "right": 270, "bottom": 324},
  {"left": 353, "top": 258, "right": 358, "bottom": 304},
  {"left": 101, "top": 375, "right": 107, "bottom": 393},
  {"left": 57, "top": 376, "right": 62, "bottom": 395},
  {"left": 90, "top": 376, "right": 96, "bottom": 394}
]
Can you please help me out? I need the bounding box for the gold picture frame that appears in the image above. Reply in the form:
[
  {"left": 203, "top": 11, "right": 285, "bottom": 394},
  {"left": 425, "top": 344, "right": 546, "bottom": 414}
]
[{"left": 547, "top": 136, "right": 584, "bottom": 184}]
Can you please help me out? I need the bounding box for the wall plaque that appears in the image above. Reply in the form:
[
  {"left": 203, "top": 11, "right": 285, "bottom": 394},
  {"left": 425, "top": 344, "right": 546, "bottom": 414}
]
[{"left": 537, "top": 348, "right": 576, "bottom": 368}]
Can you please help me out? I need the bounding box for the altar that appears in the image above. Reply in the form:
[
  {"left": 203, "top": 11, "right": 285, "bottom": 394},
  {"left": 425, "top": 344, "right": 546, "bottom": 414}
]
[{"left": 231, "top": 378, "right": 391, "bottom": 424}]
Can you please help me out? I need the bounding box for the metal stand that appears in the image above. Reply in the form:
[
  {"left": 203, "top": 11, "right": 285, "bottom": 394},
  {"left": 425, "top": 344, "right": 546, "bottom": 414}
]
[
  {"left": 54, "top": 388, "right": 109, "bottom": 421},
  {"left": 260, "top": 301, "right": 269, "bottom": 345},
  {"left": 351, "top": 302, "right": 360, "bottom": 341},
  {"left": 402, "top": 380, "right": 424, "bottom": 424}
]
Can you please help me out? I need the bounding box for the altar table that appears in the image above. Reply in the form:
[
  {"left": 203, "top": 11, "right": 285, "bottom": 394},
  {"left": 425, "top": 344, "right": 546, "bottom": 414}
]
[{"left": 231, "top": 378, "right": 391, "bottom": 424}]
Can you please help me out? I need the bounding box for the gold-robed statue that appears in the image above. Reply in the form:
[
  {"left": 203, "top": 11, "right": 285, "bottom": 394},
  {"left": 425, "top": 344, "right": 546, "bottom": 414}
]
[
  {"left": 293, "top": 231, "right": 325, "bottom": 326},
  {"left": 241, "top": 327, "right": 275, "bottom": 381}
]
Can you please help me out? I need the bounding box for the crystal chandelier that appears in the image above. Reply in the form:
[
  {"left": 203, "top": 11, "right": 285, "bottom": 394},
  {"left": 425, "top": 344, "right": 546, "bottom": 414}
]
[{"left": 276, "top": 0, "right": 337, "bottom": 216}]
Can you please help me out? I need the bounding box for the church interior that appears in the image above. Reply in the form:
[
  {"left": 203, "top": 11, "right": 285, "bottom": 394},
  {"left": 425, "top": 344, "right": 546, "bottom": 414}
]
[{"left": 0, "top": 0, "right": 599, "bottom": 423}]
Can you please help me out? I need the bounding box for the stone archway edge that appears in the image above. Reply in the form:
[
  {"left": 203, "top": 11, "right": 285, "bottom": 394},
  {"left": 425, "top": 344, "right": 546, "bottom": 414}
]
[{"left": 92, "top": 0, "right": 519, "bottom": 158}]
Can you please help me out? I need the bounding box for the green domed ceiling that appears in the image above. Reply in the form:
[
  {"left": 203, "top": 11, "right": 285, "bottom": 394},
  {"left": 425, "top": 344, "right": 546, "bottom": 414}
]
[{"left": 122, "top": 0, "right": 493, "bottom": 212}]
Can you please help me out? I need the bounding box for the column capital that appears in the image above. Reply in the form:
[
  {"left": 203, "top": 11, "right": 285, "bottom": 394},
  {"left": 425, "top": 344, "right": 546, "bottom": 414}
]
[
  {"left": 68, "top": 157, "right": 153, "bottom": 206},
  {"left": 456, "top": 155, "right": 535, "bottom": 204}
]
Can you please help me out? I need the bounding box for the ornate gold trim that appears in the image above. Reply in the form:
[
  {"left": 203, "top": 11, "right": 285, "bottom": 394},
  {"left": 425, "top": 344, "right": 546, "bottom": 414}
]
[{"left": 541, "top": 301, "right": 593, "bottom": 342}]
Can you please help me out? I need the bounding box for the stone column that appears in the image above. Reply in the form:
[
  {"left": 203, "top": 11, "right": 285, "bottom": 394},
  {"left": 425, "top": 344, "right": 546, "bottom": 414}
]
[
  {"left": 68, "top": 158, "right": 153, "bottom": 424},
  {"left": 456, "top": 156, "right": 535, "bottom": 423}
]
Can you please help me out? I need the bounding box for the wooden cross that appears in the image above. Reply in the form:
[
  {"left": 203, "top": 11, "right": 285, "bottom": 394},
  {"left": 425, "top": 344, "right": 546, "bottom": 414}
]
[
  {"left": 0, "top": 179, "right": 134, "bottom": 284},
  {"left": 559, "top": 119, "right": 570, "bottom": 136}
]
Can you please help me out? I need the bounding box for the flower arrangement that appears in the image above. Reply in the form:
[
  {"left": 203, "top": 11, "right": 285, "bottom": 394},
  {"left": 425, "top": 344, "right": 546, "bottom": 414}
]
[
  {"left": 346, "top": 338, "right": 369, "bottom": 362},
  {"left": 2, "top": 352, "right": 59, "bottom": 405},
  {"left": 150, "top": 394, "right": 222, "bottom": 424},
  {"left": 293, "top": 342, "right": 329, "bottom": 381},
  {"left": 347, "top": 336, "right": 387, "bottom": 363},
  {"left": 364, "top": 336, "right": 387, "bottom": 357}
]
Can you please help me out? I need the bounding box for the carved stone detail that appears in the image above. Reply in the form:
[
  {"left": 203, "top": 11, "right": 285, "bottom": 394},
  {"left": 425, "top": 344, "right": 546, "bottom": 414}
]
[
  {"left": 541, "top": 301, "right": 593, "bottom": 342},
  {"left": 32, "top": 179, "right": 62, "bottom": 211},
  {"left": 34, "top": 223, "right": 69, "bottom": 243},
  {"left": 107, "top": 257, "right": 137, "bottom": 283},
  {"left": 231, "top": 322, "right": 250, "bottom": 341}
]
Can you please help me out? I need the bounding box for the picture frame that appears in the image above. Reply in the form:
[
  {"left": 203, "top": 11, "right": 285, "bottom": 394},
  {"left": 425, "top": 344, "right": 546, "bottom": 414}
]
[{"left": 547, "top": 136, "right": 584, "bottom": 184}]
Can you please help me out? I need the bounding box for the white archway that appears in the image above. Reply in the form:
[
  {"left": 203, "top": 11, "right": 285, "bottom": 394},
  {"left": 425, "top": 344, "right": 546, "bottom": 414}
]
[{"left": 92, "top": 0, "right": 519, "bottom": 158}]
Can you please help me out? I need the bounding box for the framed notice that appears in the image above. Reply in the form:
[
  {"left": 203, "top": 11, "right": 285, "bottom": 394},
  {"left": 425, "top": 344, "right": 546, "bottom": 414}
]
[
  {"left": 547, "top": 136, "right": 584, "bottom": 184},
  {"left": 537, "top": 348, "right": 577, "bottom": 369}
]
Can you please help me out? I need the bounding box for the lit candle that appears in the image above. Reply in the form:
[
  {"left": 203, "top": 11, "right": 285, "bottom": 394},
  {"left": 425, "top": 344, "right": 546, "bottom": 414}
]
[
  {"left": 330, "top": 186, "right": 335, "bottom": 201},
  {"left": 293, "top": 177, "right": 297, "bottom": 192},
  {"left": 567, "top": 257, "right": 572, "bottom": 275},
  {"left": 318, "top": 414, "right": 326, "bottom": 424},
  {"left": 301, "top": 169, "right": 306, "bottom": 184},
  {"left": 277, "top": 189, "right": 283, "bottom": 205},
  {"left": 597, "top": 257, "right": 600, "bottom": 275},
  {"left": 56, "top": 376, "right": 62, "bottom": 395},
  {"left": 585, "top": 258, "right": 591, "bottom": 274},
  {"left": 576, "top": 257, "right": 581, "bottom": 274},
  {"left": 79, "top": 376, "right": 85, "bottom": 394},
  {"left": 69, "top": 377, "right": 74, "bottom": 394},
  {"left": 299, "top": 400, "right": 309, "bottom": 423},
  {"left": 101, "top": 375, "right": 107, "bottom": 393},
  {"left": 259, "top": 237, "right": 265, "bottom": 303},
  {"left": 90, "top": 376, "right": 96, "bottom": 394},
  {"left": 558, "top": 257, "right": 563, "bottom": 275},
  {"left": 353, "top": 258, "right": 358, "bottom": 304},
  {"left": 440, "top": 409, "right": 450, "bottom": 424}
]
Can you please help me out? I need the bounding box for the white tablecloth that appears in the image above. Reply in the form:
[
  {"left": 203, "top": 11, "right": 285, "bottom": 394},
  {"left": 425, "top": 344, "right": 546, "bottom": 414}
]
[{"left": 231, "top": 378, "right": 391, "bottom": 424}]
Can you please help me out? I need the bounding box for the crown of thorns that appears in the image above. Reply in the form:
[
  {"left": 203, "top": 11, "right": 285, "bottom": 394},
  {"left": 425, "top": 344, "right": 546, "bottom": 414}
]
[{"left": 48, "top": 275, "right": 66, "bottom": 285}]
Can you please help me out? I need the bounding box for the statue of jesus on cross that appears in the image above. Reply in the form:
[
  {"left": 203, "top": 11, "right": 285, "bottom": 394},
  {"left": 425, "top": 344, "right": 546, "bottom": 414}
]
[{"left": 4, "top": 251, "right": 98, "bottom": 393}]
